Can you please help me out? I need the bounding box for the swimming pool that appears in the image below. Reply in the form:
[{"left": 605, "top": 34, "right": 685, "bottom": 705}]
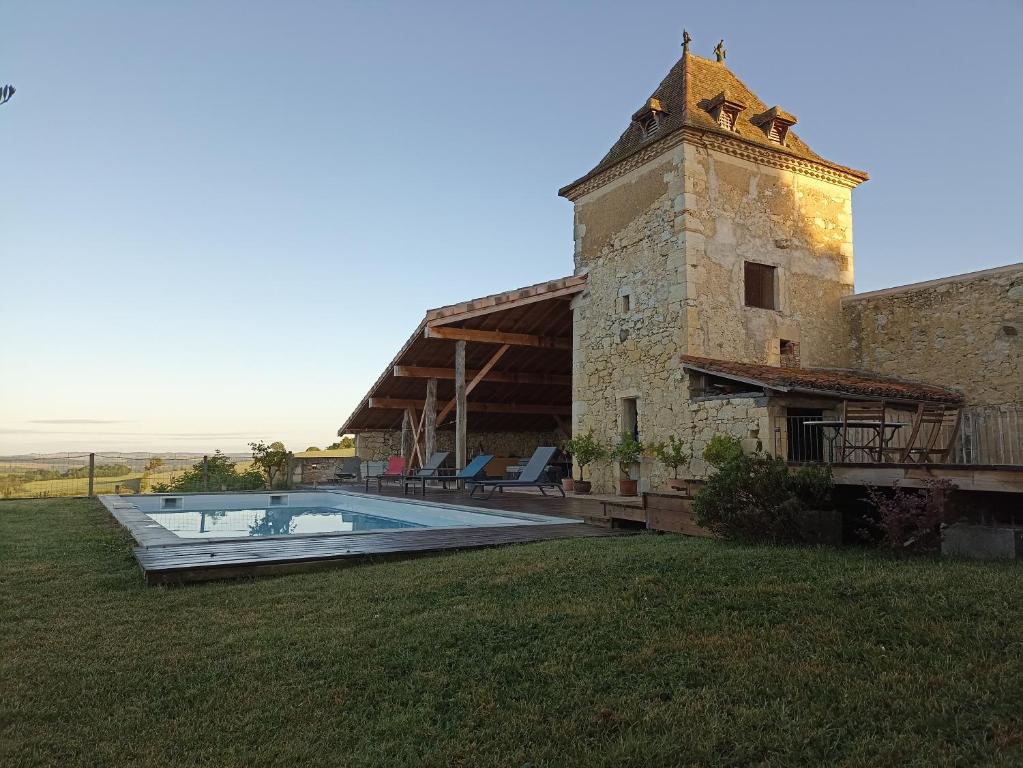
[{"left": 113, "top": 490, "right": 577, "bottom": 543}]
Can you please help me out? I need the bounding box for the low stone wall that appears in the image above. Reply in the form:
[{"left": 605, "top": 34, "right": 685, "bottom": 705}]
[
  {"left": 842, "top": 264, "right": 1022, "bottom": 406},
  {"left": 295, "top": 457, "right": 350, "bottom": 485},
  {"left": 354, "top": 430, "right": 561, "bottom": 462}
]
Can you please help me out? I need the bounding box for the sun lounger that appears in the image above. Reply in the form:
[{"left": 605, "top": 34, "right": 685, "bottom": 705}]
[
  {"left": 468, "top": 447, "right": 564, "bottom": 499},
  {"left": 332, "top": 457, "right": 362, "bottom": 484},
  {"left": 364, "top": 455, "right": 406, "bottom": 492},
  {"left": 404, "top": 453, "right": 493, "bottom": 495}
]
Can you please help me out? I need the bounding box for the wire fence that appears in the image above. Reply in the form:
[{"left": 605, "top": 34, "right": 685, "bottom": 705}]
[{"left": 0, "top": 452, "right": 258, "bottom": 500}]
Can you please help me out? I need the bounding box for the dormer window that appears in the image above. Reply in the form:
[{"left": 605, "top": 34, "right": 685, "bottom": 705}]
[
  {"left": 632, "top": 97, "right": 668, "bottom": 139},
  {"left": 702, "top": 91, "right": 745, "bottom": 133},
  {"left": 751, "top": 106, "right": 798, "bottom": 145}
]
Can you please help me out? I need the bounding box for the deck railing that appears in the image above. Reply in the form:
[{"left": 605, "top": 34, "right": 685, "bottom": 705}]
[{"left": 785, "top": 405, "right": 1023, "bottom": 466}]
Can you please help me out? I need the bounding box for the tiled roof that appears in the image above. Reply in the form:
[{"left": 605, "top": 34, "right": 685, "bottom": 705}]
[
  {"left": 560, "top": 52, "right": 868, "bottom": 196},
  {"left": 681, "top": 355, "right": 964, "bottom": 404}
]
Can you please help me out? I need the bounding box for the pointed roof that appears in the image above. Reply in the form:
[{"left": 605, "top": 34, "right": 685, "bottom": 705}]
[{"left": 560, "top": 52, "right": 868, "bottom": 197}]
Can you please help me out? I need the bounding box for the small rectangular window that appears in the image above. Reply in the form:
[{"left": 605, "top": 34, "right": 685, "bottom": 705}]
[
  {"left": 622, "top": 398, "right": 639, "bottom": 441},
  {"left": 744, "top": 262, "right": 777, "bottom": 310},
  {"left": 621, "top": 293, "right": 631, "bottom": 312}
]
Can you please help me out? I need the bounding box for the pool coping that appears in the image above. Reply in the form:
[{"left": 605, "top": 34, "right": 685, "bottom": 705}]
[{"left": 99, "top": 489, "right": 581, "bottom": 549}]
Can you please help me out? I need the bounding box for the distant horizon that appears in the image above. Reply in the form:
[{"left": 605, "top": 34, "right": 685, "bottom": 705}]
[{"left": 3, "top": 1, "right": 1021, "bottom": 454}]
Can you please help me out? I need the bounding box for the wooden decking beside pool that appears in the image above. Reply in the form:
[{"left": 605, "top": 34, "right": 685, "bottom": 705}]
[{"left": 134, "top": 521, "right": 623, "bottom": 585}]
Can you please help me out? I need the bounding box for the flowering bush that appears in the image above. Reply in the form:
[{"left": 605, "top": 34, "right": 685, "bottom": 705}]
[{"left": 863, "top": 479, "right": 957, "bottom": 553}]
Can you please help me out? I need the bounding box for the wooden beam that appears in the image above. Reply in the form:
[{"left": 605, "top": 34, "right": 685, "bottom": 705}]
[
  {"left": 400, "top": 409, "right": 412, "bottom": 468},
  {"left": 437, "top": 344, "right": 510, "bottom": 424},
  {"left": 424, "top": 325, "right": 571, "bottom": 350},
  {"left": 423, "top": 378, "right": 437, "bottom": 460},
  {"left": 393, "top": 365, "right": 571, "bottom": 387},
  {"left": 426, "top": 283, "right": 584, "bottom": 327},
  {"left": 455, "top": 340, "right": 467, "bottom": 472},
  {"left": 368, "top": 398, "right": 571, "bottom": 416}
]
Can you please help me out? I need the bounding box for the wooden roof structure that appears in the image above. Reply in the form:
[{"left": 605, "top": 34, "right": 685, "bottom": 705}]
[{"left": 339, "top": 275, "right": 585, "bottom": 436}]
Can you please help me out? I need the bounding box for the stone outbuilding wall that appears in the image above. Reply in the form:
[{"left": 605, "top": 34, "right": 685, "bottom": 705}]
[{"left": 842, "top": 265, "right": 1022, "bottom": 406}]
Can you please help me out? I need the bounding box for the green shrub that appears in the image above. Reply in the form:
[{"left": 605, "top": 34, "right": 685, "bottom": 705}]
[
  {"left": 703, "top": 434, "right": 744, "bottom": 469},
  {"left": 153, "top": 451, "right": 265, "bottom": 493},
  {"left": 693, "top": 453, "right": 835, "bottom": 544}
]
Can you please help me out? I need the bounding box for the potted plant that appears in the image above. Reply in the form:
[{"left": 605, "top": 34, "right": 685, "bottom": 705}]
[
  {"left": 564, "top": 430, "right": 607, "bottom": 495},
  {"left": 611, "top": 432, "right": 644, "bottom": 496},
  {"left": 651, "top": 435, "right": 692, "bottom": 492}
]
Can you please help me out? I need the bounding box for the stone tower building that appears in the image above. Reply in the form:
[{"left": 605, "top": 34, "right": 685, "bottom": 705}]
[{"left": 560, "top": 46, "right": 869, "bottom": 491}]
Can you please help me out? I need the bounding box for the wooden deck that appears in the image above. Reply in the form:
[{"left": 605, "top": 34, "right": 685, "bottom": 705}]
[{"left": 135, "top": 522, "right": 621, "bottom": 586}]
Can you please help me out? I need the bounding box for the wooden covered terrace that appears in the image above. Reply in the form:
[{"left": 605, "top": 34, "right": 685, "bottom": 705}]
[{"left": 339, "top": 276, "right": 585, "bottom": 471}]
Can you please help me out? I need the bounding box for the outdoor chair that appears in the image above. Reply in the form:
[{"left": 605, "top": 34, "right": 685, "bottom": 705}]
[
  {"left": 839, "top": 400, "right": 888, "bottom": 462},
  {"left": 468, "top": 447, "right": 564, "bottom": 500},
  {"left": 403, "top": 453, "right": 493, "bottom": 495},
  {"left": 364, "top": 455, "right": 406, "bottom": 493},
  {"left": 395, "top": 451, "right": 451, "bottom": 494},
  {"left": 890, "top": 403, "right": 962, "bottom": 464},
  {"left": 331, "top": 457, "right": 362, "bottom": 484}
]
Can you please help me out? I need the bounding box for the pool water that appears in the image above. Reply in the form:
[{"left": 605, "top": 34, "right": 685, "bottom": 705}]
[
  {"left": 119, "top": 490, "right": 578, "bottom": 542},
  {"left": 145, "top": 506, "right": 425, "bottom": 539}
]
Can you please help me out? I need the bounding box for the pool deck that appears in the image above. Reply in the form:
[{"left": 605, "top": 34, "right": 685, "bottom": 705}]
[{"left": 103, "top": 487, "right": 627, "bottom": 586}]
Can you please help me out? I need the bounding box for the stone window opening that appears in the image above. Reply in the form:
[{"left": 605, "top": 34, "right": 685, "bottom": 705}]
[
  {"left": 779, "top": 339, "right": 800, "bottom": 367},
  {"left": 620, "top": 293, "right": 631, "bottom": 313},
  {"left": 744, "top": 261, "right": 778, "bottom": 310},
  {"left": 621, "top": 397, "right": 639, "bottom": 442}
]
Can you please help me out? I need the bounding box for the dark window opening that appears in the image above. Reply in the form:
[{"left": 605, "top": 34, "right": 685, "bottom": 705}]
[
  {"left": 779, "top": 339, "right": 800, "bottom": 367},
  {"left": 786, "top": 408, "right": 824, "bottom": 462},
  {"left": 744, "top": 262, "right": 777, "bottom": 310},
  {"left": 621, "top": 293, "right": 631, "bottom": 312}
]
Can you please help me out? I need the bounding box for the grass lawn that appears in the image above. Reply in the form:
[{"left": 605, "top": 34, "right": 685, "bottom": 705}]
[{"left": 2, "top": 499, "right": 1022, "bottom": 767}]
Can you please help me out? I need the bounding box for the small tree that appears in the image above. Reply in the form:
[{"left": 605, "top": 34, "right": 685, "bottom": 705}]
[
  {"left": 327, "top": 436, "right": 355, "bottom": 450},
  {"left": 651, "top": 436, "right": 691, "bottom": 480},
  {"left": 564, "top": 430, "right": 608, "bottom": 481},
  {"left": 249, "top": 441, "right": 291, "bottom": 490},
  {"left": 305, "top": 446, "right": 321, "bottom": 452},
  {"left": 703, "top": 434, "right": 744, "bottom": 469},
  {"left": 611, "top": 432, "right": 644, "bottom": 480}
]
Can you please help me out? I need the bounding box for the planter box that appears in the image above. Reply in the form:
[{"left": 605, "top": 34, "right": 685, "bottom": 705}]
[{"left": 642, "top": 492, "right": 716, "bottom": 538}]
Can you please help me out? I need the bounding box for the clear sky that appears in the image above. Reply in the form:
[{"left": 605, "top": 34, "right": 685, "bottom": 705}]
[{"left": 2, "top": 0, "right": 1021, "bottom": 454}]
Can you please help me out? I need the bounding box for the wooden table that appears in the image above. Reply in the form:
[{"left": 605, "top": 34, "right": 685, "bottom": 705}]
[{"left": 803, "top": 420, "right": 905, "bottom": 463}]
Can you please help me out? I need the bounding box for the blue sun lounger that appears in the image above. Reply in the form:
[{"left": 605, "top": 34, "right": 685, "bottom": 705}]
[
  {"left": 468, "top": 447, "right": 564, "bottom": 500},
  {"left": 403, "top": 453, "right": 493, "bottom": 495}
]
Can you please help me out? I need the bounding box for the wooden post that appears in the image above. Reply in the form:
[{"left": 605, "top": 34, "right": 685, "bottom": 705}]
[
  {"left": 87, "top": 453, "right": 95, "bottom": 497},
  {"left": 424, "top": 378, "right": 438, "bottom": 460},
  {"left": 455, "top": 340, "right": 467, "bottom": 472},
  {"left": 202, "top": 455, "right": 209, "bottom": 492},
  {"left": 400, "top": 409, "right": 412, "bottom": 467}
]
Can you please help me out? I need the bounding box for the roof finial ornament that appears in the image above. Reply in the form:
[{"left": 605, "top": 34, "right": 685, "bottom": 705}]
[
  {"left": 682, "top": 29, "right": 691, "bottom": 54},
  {"left": 714, "top": 39, "right": 727, "bottom": 63}
]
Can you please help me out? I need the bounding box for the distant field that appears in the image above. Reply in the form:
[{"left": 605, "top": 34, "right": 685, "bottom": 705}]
[{"left": 0, "top": 461, "right": 256, "bottom": 498}]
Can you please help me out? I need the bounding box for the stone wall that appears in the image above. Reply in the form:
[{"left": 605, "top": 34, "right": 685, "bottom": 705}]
[
  {"left": 569, "top": 138, "right": 859, "bottom": 494},
  {"left": 842, "top": 265, "right": 1023, "bottom": 406},
  {"left": 354, "top": 430, "right": 561, "bottom": 462},
  {"left": 571, "top": 150, "right": 689, "bottom": 496},
  {"left": 680, "top": 143, "right": 855, "bottom": 367}
]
